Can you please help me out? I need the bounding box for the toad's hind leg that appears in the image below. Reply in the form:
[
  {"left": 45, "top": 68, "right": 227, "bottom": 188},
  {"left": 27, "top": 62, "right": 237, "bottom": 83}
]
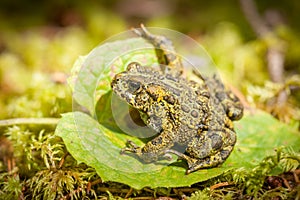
[
  {"left": 205, "top": 74, "right": 243, "bottom": 121},
  {"left": 133, "top": 24, "right": 183, "bottom": 77},
  {"left": 186, "top": 128, "right": 236, "bottom": 173},
  {"left": 187, "top": 146, "right": 234, "bottom": 174},
  {"left": 167, "top": 129, "right": 236, "bottom": 174}
]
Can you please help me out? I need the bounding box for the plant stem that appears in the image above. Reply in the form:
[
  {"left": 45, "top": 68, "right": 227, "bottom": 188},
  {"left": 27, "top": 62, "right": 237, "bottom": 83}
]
[{"left": 0, "top": 118, "right": 60, "bottom": 127}]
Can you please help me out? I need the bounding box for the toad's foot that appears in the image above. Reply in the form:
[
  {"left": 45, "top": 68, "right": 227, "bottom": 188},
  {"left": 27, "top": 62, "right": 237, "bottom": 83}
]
[
  {"left": 165, "top": 149, "right": 198, "bottom": 174},
  {"left": 120, "top": 140, "right": 142, "bottom": 154}
]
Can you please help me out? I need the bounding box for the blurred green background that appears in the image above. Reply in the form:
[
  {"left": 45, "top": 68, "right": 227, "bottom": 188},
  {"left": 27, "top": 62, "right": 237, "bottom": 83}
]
[{"left": 0, "top": 0, "right": 299, "bottom": 121}]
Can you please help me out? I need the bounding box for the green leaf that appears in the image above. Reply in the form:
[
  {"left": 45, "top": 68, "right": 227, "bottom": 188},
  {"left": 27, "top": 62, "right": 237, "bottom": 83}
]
[
  {"left": 55, "top": 110, "right": 300, "bottom": 189},
  {"left": 57, "top": 35, "right": 300, "bottom": 189},
  {"left": 227, "top": 110, "right": 300, "bottom": 168}
]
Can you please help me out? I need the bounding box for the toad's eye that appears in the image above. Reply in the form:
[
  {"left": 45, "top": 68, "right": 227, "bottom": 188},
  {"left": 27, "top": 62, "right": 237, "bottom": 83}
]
[
  {"left": 127, "top": 62, "right": 141, "bottom": 71},
  {"left": 128, "top": 81, "right": 141, "bottom": 93}
]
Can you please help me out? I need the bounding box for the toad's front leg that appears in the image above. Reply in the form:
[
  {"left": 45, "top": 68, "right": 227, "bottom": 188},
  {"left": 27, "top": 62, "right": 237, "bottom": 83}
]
[{"left": 121, "top": 130, "right": 176, "bottom": 163}]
